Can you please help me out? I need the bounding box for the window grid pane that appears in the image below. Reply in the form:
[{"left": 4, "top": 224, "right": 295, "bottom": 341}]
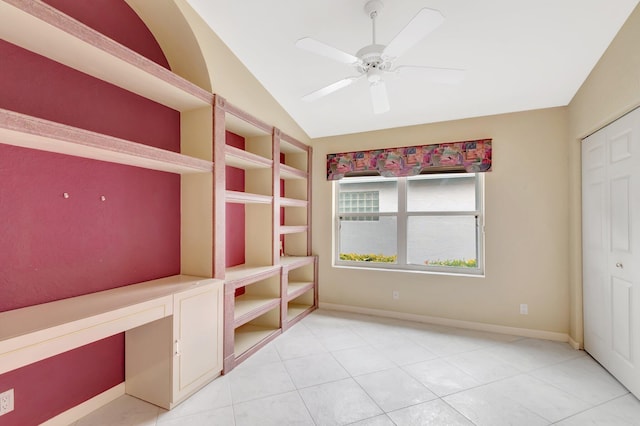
[{"left": 339, "top": 191, "right": 379, "bottom": 221}]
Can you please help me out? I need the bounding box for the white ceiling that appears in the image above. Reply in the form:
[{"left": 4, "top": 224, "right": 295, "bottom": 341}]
[{"left": 186, "top": 0, "right": 639, "bottom": 138}]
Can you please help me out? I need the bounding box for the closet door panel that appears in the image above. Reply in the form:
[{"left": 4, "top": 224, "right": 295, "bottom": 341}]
[
  {"left": 606, "top": 110, "right": 640, "bottom": 394},
  {"left": 584, "top": 106, "right": 640, "bottom": 399},
  {"left": 611, "top": 277, "right": 632, "bottom": 362},
  {"left": 609, "top": 176, "right": 630, "bottom": 252},
  {"left": 582, "top": 128, "right": 610, "bottom": 361}
]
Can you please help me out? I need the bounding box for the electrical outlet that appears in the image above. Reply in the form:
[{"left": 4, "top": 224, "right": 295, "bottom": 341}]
[
  {"left": 0, "top": 389, "right": 14, "bottom": 416},
  {"left": 392, "top": 291, "right": 400, "bottom": 300},
  {"left": 520, "top": 304, "right": 528, "bottom": 315}
]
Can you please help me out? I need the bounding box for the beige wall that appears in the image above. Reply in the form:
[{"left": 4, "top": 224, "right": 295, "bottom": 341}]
[
  {"left": 567, "top": 4, "right": 640, "bottom": 345},
  {"left": 312, "top": 107, "right": 571, "bottom": 335}
]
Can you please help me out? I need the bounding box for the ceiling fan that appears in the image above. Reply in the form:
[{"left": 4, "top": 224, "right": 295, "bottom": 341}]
[{"left": 296, "top": 0, "right": 464, "bottom": 114}]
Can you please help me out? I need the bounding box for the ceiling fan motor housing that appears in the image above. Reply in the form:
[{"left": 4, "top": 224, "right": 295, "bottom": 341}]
[{"left": 356, "top": 44, "right": 390, "bottom": 75}]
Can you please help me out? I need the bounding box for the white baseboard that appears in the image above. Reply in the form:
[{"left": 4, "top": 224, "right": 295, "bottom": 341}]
[
  {"left": 568, "top": 336, "right": 583, "bottom": 350},
  {"left": 41, "top": 383, "right": 125, "bottom": 426},
  {"left": 319, "top": 303, "right": 572, "bottom": 344}
]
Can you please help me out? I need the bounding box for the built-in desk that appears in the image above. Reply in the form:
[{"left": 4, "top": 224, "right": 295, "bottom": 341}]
[{"left": 0, "top": 275, "right": 224, "bottom": 409}]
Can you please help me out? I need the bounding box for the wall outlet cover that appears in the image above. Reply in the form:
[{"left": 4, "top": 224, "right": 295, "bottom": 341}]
[{"left": 0, "top": 389, "right": 14, "bottom": 416}]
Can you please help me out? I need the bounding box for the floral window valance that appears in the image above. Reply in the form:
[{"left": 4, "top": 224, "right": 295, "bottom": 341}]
[{"left": 326, "top": 139, "right": 492, "bottom": 180}]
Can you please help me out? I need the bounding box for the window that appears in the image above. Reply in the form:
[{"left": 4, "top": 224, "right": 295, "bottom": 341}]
[
  {"left": 335, "top": 173, "right": 484, "bottom": 274},
  {"left": 339, "top": 191, "right": 379, "bottom": 221}
]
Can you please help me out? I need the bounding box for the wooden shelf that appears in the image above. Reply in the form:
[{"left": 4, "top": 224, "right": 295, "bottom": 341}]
[
  {"left": 280, "top": 197, "right": 308, "bottom": 208},
  {"left": 0, "top": 275, "right": 221, "bottom": 375},
  {"left": 280, "top": 164, "right": 307, "bottom": 180},
  {"left": 225, "top": 264, "right": 280, "bottom": 288},
  {"left": 280, "top": 225, "right": 308, "bottom": 235},
  {"left": 286, "top": 281, "right": 314, "bottom": 301},
  {"left": 225, "top": 190, "right": 273, "bottom": 204},
  {"left": 225, "top": 145, "right": 272, "bottom": 170},
  {"left": 0, "top": 0, "right": 212, "bottom": 111},
  {"left": 280, "top": 256, "right": 315, "bottom": 270},
  {"left": 0, "top": 109, "right": 213, "bottom": 174},
  {"left": 225, "top": 114, "right": 272, "bottom": 139},
  {"left": 222, "top": 99, "right": 273, "bottom": 137},
  {"left": 234, "top": 324, "right": 280, "bottom": 356},
  {"left": 234, "top": 296, "right": 280, "bottom": 328},
  {"left": 280, "top": 132, "right": 309, "bottom": 154},
  {"left": 287, "top": 303, "right": 313, "bottom": 322}
]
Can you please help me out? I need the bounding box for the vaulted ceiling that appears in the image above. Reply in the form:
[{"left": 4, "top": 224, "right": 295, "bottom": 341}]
[{"left": 187, "top": 0, "right": 639, "bottom": 138}]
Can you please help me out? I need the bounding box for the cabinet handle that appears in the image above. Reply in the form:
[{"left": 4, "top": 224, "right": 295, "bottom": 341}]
[
  {"left": 175, "top": 340, "right": 181, "bottom": 356},
  {"left": 616, "top": 262, "right": 624, "bottom": 269}
]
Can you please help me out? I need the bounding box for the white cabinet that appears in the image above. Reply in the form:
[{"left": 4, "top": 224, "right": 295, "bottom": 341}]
[
  {"left": 582, "top": 106, "right": 640, "bottom": 399},
  {"left": 125, "top": 280, "right": 223, "bottom": 409}
]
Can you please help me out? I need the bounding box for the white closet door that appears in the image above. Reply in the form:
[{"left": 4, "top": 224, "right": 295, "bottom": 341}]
[
  {"left": 582, "top": 107, "right": 640, "bottom": 398},
  {"left": 582, "top": 128, "right": 609, "bottom": 364}
]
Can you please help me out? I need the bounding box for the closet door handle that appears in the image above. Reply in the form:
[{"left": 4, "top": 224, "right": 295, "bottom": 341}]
[{"left": 615, "top": 262, "right": 624, "bottom": 269}]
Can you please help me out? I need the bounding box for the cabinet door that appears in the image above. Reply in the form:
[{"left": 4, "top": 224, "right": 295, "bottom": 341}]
[{"left": 173, "top": 282, "right": 224, "bottom": 403}]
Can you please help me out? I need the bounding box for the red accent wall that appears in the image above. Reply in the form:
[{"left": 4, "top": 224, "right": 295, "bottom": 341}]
[
  {"left": 0, "top": 2, "right": 178, "bottom": 424},
  {"left": 0, "top": 41, "right": 178, "bottom": 152},
  {"left": 0, "top": 145, "right": 180, "bottom": 311},
  {"left": 225, "top": 131, "right": 246, "bottom": 268},
  {"left": 280, "top": 153, "right": 286, "bottom": 253},
  {"left": 0, "top": 337, "right": 126, "bottom": 426},
  {"left": 42, "top": 0, "right": 170, "bottom": 69}
]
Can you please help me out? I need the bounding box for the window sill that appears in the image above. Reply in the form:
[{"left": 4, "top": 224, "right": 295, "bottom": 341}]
[{"left": 333, "top": 263, "right": 485, "bottom": 278}]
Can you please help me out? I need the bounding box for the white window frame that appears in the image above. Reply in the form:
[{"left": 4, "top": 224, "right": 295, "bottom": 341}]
[{"left": 334, "top": 173, "right": 485, "bottom": 275}]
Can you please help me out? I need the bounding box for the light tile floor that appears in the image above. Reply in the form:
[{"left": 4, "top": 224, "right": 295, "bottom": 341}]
[{"left": 73, "top": 309, "right": 640, "bottom": 425}]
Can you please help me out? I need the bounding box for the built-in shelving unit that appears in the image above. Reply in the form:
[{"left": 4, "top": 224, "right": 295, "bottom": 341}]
[
  {"left": 214, "top": 96, "right": 317, "bottom": 373},
  {"left": 277, "top": 133, "right": 315, "bottom": 331},
  {"left": 0, "top": 0, "right": 213, "bottom": 111},
  {"left": 1, "top": 1, "right": 317, "bottom": 411},
  {"left": 0, "top": 0, "right": 221, "bottom": 417},
  {"left": 0, "top": 0, "right": 216, "bottom": 276},
  {"left": 279, "top": 132, "right": 313, "bottom": 257}
]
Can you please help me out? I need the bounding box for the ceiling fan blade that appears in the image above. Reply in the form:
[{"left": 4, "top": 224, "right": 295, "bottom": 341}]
[
  {"left": 302, "top": 77, "right": 359, "bottom": 102},
  {"left": 395, "top": 66, "right": 465, "bottom": 84},
  {"left": 295, "top": 37, "right": 360, "bottom": 65},
  {"left": 369, "top": 81, "right": 390, "bottom": 114},
  {"left": 383, "top": 8, "right": 444, "bottom": 59}
]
